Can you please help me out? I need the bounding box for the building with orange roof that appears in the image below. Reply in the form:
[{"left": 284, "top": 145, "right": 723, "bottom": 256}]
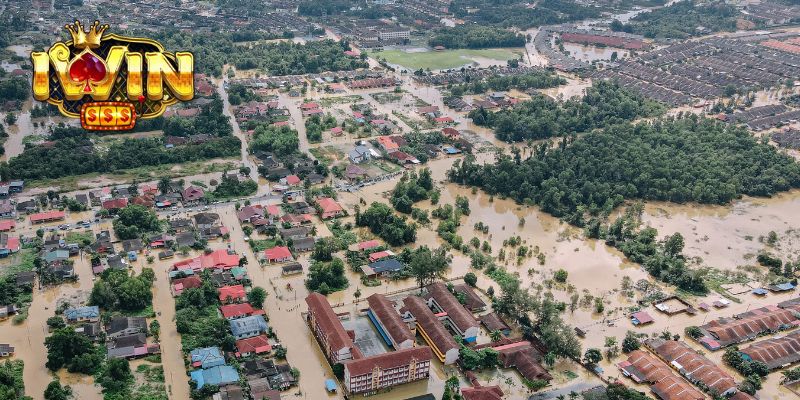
[
  {"left": 172, "top": 249, "right": 240, "bottom": 273},
  {"left": 316, "top": 197, "right": 344, "bottom": 219},
  {"left": 218, "top": 285, "right": 247, "bottom": 304}
]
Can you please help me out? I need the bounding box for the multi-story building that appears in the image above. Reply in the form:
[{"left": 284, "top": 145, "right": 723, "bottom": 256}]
[
  {"left": 426, "top": 282, "right": 480, "bottom": 342},
  {"left": 343, "top": 347, "right": 432, "bottom": 395},
  {"left": 401, "top": 295, "right": 460, "bottom": 365},
  {"left": 366, "top": 294, "right": 415, "bottom": 350},
  {"left": 305, "top": 292, "right": 362, "bottom": 363}
]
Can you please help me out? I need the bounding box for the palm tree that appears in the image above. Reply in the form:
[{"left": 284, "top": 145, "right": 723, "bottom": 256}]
[{"left": 489, "top": 330, "right": 502, "bottom": 342}]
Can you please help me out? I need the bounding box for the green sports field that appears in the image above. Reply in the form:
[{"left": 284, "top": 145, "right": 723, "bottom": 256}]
[{"left": 370, "top": 48, "right": 523, "bottom": 70}]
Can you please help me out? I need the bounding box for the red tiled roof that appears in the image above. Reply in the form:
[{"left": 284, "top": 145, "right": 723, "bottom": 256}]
[
  {"left": 461, "top": 386, "right": 503, "bottom": 400},
  {"left": 494, "top": 340, "right": 552, "bottom": 382},
  {"left": 702, "top": 304, "right": 800, "bottom": 345},
  {"left": 102, "top": 198, "right": 128, "bottom": 210},
  {"left": 740, "top": 330, "right": 800, "bottom": 370},
  {"left": 426, "top": 282, "right": 478, "bottom": 333},
  {"left": 0, "top": 220, "right": 15, "bottom": 231},
  {"left": 219, "top": 285, "right": 246, "bottom": 302},
  {"left": 649, "top": 339, "right": 736, "bottom": 395},
  {"left": 343, "top": 346, "right": 431, "bottom": 377},
  {"left": 264, "top": 246, "right": 292, "bottom": 261},
  {"left": 173, "top": 249, "right": 240, "bottom": 272},
  {"left": 305, "top": 293, "right": 359, "bottom": 357},
  {"left": 358, "top": 240, "right": 380, "bottom": 251},
  {"left": 182, "top": 186, "right": 205, "bottom": 201},
  {"left": 368, "top": 251, "right": 391, "bottom": 262},
  {"left": 301, "top": 102, "right": 319, "bottom": 109},
  {"left": 316, "top": 197, "right": 343, "bottom": 214},
  {"left": 30, "top": 210, "right": 65, "bottom": 223},
  {"left": 402, "top": 296, "right": 458, "bottom": 354},
  {"left": 286, "top": 175, "right": 301, "bottom": 185},
  {"left": 366, "top": 294, "right": 414, "bottom": 345},
  {"left": 236, "top": 334, "right": 272, "bottom": 354},
  {"left": 220, "top": 303, "right": 256, "bottom": 319},
  {"left": 561, "top": 33, "right": 647, "bottom": 50}
]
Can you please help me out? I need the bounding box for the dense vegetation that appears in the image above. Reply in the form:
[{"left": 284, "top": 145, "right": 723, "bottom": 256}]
[
  {"left": 250, "top": 125, "right": 300, "bottom": 156},
  {"left": 0, "top": 360, "right": 28, "bottom": 400},
  {"left": 152, "top": 30, "right": 366, "bottom": 76},
  {"left": 212, "top": 175, "right": 258, "bottom": 199},
  {"left": 45, "top": 327, "right": 104, "bottom": 374},
  {"left": 612, "top": 0, "right": 739, "bottom": 39},
  {"left": 0, "top": 77, "right": 29, "bottom": 101},
  {"left": 174, "top": 277, "right": 236, "bottom": 352},
  {"left": 162, "top": 97, "right": 233, "bottom": 137},
  {"left": 449, "top": 116, "right": 800, "bottom": 222},
  {"left": 305, "top": 257, "right": 349, "bottom": 295},
  {"left": 723, "top": 347, "right": 770, "bottom": 395},
  {"left": 469, "top": 81, "right": 664, "bottom": 142},
  {"left": 89, "top": 268, "right": 155, "bottom": 313},
  {"left": 113, "top": 205, "right": 162, "bottom": 240},
  {"left": 449, "top": 71, "right": 566, "bottom": 96},
  {"left": 305, "top": 114, "right": 338, "bottom": 143},
  {"left": 391, "top": 169, "right": 435, "bottom": 214},
  {"left": 429, "top": 25, "right": 525, "bottom": 49},
  {"left": 0, "top": 132, "right": 240, "bottom": 181},
  {"left": 450, "top": 0, "right": 602, "bottom": 29},
  {"left": 355, "top": 202, "right": 417, "bottom": 246}
]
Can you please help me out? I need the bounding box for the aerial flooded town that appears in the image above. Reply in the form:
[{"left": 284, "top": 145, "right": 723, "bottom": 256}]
[{"left": 3, "top": 0, "right": 800, "bottom": 400}]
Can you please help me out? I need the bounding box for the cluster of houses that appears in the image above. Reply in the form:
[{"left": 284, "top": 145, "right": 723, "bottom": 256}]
[
  {"left": 167, "top": 249, "right": 297, "bottom": 399},
  {"left": 305, "top": 280, "right": 551, "bottom": 396},
  {"left": 61, "top": 307, "right": 160, "bottom": 359},
  {"left": 234, "top": 98, "right": 290, "bottom": 127}
]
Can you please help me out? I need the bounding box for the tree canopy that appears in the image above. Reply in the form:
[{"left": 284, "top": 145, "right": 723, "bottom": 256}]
[
  {"left": 429, "top": 25, "right": 525, "bottom": 49},
  {"left": 355, "top": 202, "right": 417, "bottom": 246},
  {"left": 468, "top": 81, "right": 664, "bottom": 142},
  {"left": 113, "top": 205, "right": 161, "bottom": 240}
]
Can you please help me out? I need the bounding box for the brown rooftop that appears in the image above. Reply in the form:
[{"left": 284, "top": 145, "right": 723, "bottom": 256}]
[
  {"left": 740, "top": 330, "right": 800, "bottom": 370},
  {"left": 702, "top": 304, "right": 800, "bottom": 346},
  {"left": 623, "top": 350, "right": 704, "bottom": 400},
  {"left": 402, "top": 295, "right": 458, "bottom": 354},
  {"left": 305, "top": 293, "right": 360, "bottom": 358},
  {"left": 648, "top": 339, "right": 736, "bottom": 395},
  {"left": 343, "top": 346, "right": 432, "bottom": 377},
  {"left": 366, "top": 294, "right": 414, "bottom": 346},
  {"left": 454, "top": 284, "right": 487, "bottom": 312},
  {"left": 426, "top": 282, "right": 478, "bottom": 333}
]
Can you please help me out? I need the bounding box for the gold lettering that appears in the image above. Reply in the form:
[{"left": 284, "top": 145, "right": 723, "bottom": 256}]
[
  {"left": 30, "top": 51, "right": 52, "bottom": 101},
  {"left": 145, "top": 51, "right": 193, "bottom": 101},
  {"left": 125, "top": 52, "right": 143, "bottom": 100},
  {"left": 45, "top": 43, "right": 86, "bottom": 101}
]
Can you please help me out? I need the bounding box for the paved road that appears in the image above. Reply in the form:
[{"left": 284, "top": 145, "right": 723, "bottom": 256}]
[{"left": 216, "top": 74, "right": 263, "bottom": 192}]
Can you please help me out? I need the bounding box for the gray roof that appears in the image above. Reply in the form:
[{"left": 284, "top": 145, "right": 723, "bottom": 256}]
[
  {"left": 107, "top": 317, "right": 147, "bottom": 335},
  {"left": 230, "top": 315, "right": 268, "bottom": 337}
]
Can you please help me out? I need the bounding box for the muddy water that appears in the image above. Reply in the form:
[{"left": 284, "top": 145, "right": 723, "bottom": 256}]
[
  {"left": 641, "top": 190, "right": 800, "bottom": 271},
  {"left": 562, "top": 43, "right": 629, "bottom": 62},
  {"left": 1, "top": 248, "right": 100, "bottom": 399}
]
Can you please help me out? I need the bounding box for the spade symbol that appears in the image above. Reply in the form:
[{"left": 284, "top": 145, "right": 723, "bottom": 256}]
[{"left": 69, "top": 52, "right": 107, "bottom": 92}]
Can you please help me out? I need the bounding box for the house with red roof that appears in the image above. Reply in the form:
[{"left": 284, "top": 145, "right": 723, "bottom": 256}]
[
  {"left": 357, "top": 240, "right": 380, "bottom": 251},
  {"left": 434, "top": 116, "right": 454, "bottom": 124},
  {"left": 235, "top": 335, "right": 272, "bottom": 357},
  {"left": 0, "top": 220, "right": 15, "bottom": 232},
  {"left": 182, "top": 186, "right": 205, "bottom": 205},
  {"left": 220, "top": 303, "right": 263, "bottom": 320},
  {"left": 316, "top": 197, "right": 344, "bottom": 219},
  {"left": 442, "top": 127, "right": 460, "bottom": 139},
  {"left": 219, "top": 285, "right": 247, "bottom": 304},
  {"left": 171, "top": 275, "right": 202, "bottom": 297},
  {"left": 368, "top": 250, "right": 393, "bottom": 263},
  {"left": 102, "top": 198, "right": 128, "bottom": 211},
  {"left": 330, "top": 127, "right": 343, "bottom": 136},
  {"left": 377, "top": 136, "right": 399, "bottom": 152},
  {"left": 264, "top": 246, "right": 293, "bottom": 263},
  {"left": 30, "top": 210, "right": 65, "bottom": 224},
  {"left": 301, "top": 102, "right": 319, "bottom": 110},
  {"left": 284, "top": 175, "right": 301, "bottom": 186},
  {"left": 172, "top": 249, "right": 240, "bottom": 273}
]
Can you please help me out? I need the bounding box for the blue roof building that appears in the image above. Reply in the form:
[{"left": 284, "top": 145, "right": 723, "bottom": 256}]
[
  {"left": 64, "top": 306, "right": 100, "bottom": 322},
  {"left": 190, "top": 347, "right": 225, "bottom": 369},
  {"left": 190, "top": 365, "right": 239, "bottom": 389},
  {"left": 230, "top": 315, "right": 268, "bottom": 339},
  {"left": 361, "top": 259, "right": 404, "bottom": 277}
]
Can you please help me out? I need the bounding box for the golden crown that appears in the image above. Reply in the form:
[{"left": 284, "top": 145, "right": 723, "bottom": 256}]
[{"left": 64, "top": 20, "right": 108, "bottom": 49}]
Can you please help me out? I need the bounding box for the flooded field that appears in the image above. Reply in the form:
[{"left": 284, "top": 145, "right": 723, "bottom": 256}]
[{"left": 562, "top": 43, "right": 630, "bottom": 62}]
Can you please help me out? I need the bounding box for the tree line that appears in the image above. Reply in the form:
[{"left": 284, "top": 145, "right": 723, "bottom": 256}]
[
  {"left": 448, "top": 71, "right": 566, "bottom": 96},
  {"left": 449, "top": 116, "right": 800, "bottom": 223},
  {"left": 450, "top": 0, "right": 602, "bottom": 29},
  {"left": 428, "top": 25, "right": 525, "bottom": 49},
  {"left": 468, "top": 80, "right": 664, "bottom": 142},
  {"left": 611, "top": 0, "right": 740, "bottom": 39}
]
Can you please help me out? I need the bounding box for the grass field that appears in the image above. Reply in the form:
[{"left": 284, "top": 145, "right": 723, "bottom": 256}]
[{"left": 371, "top": 48, "right": 523, "bottom": 70}]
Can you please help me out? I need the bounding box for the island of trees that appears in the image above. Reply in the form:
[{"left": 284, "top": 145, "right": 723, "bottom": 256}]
[
  {"left": 428, "top": 25, "right": 525, "bottom": 49},
  {"left": 468, "top": 81, "right": 664, "bottom": 142},
  {"left": 611, "top": 0, "right": 740, "bottom": 39}
]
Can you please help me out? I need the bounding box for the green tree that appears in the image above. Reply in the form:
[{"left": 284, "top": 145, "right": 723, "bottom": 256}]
[
  {"left": 408, "top": 246, "right": 449, "bottom": 288},
  {"left": 112, "top": 205, "right": 160, "bottom": 240},
  {"left": 622, "top": 331, "right": 641, "bottom": 353},
  {"left": 583, "top": 348, "right": 603, "bottom": 365},
  {"left": 464, "top": 272, "right": 477, "bottom": 287},
  {"left": 44, "top": 379, "right": 72, "bottom": 400},
  {"left": 248, "top": 286, "right": 267, "bottom": 309},
  {"left": 44, "top": 327, "right": 97, "bottom": 373}
]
